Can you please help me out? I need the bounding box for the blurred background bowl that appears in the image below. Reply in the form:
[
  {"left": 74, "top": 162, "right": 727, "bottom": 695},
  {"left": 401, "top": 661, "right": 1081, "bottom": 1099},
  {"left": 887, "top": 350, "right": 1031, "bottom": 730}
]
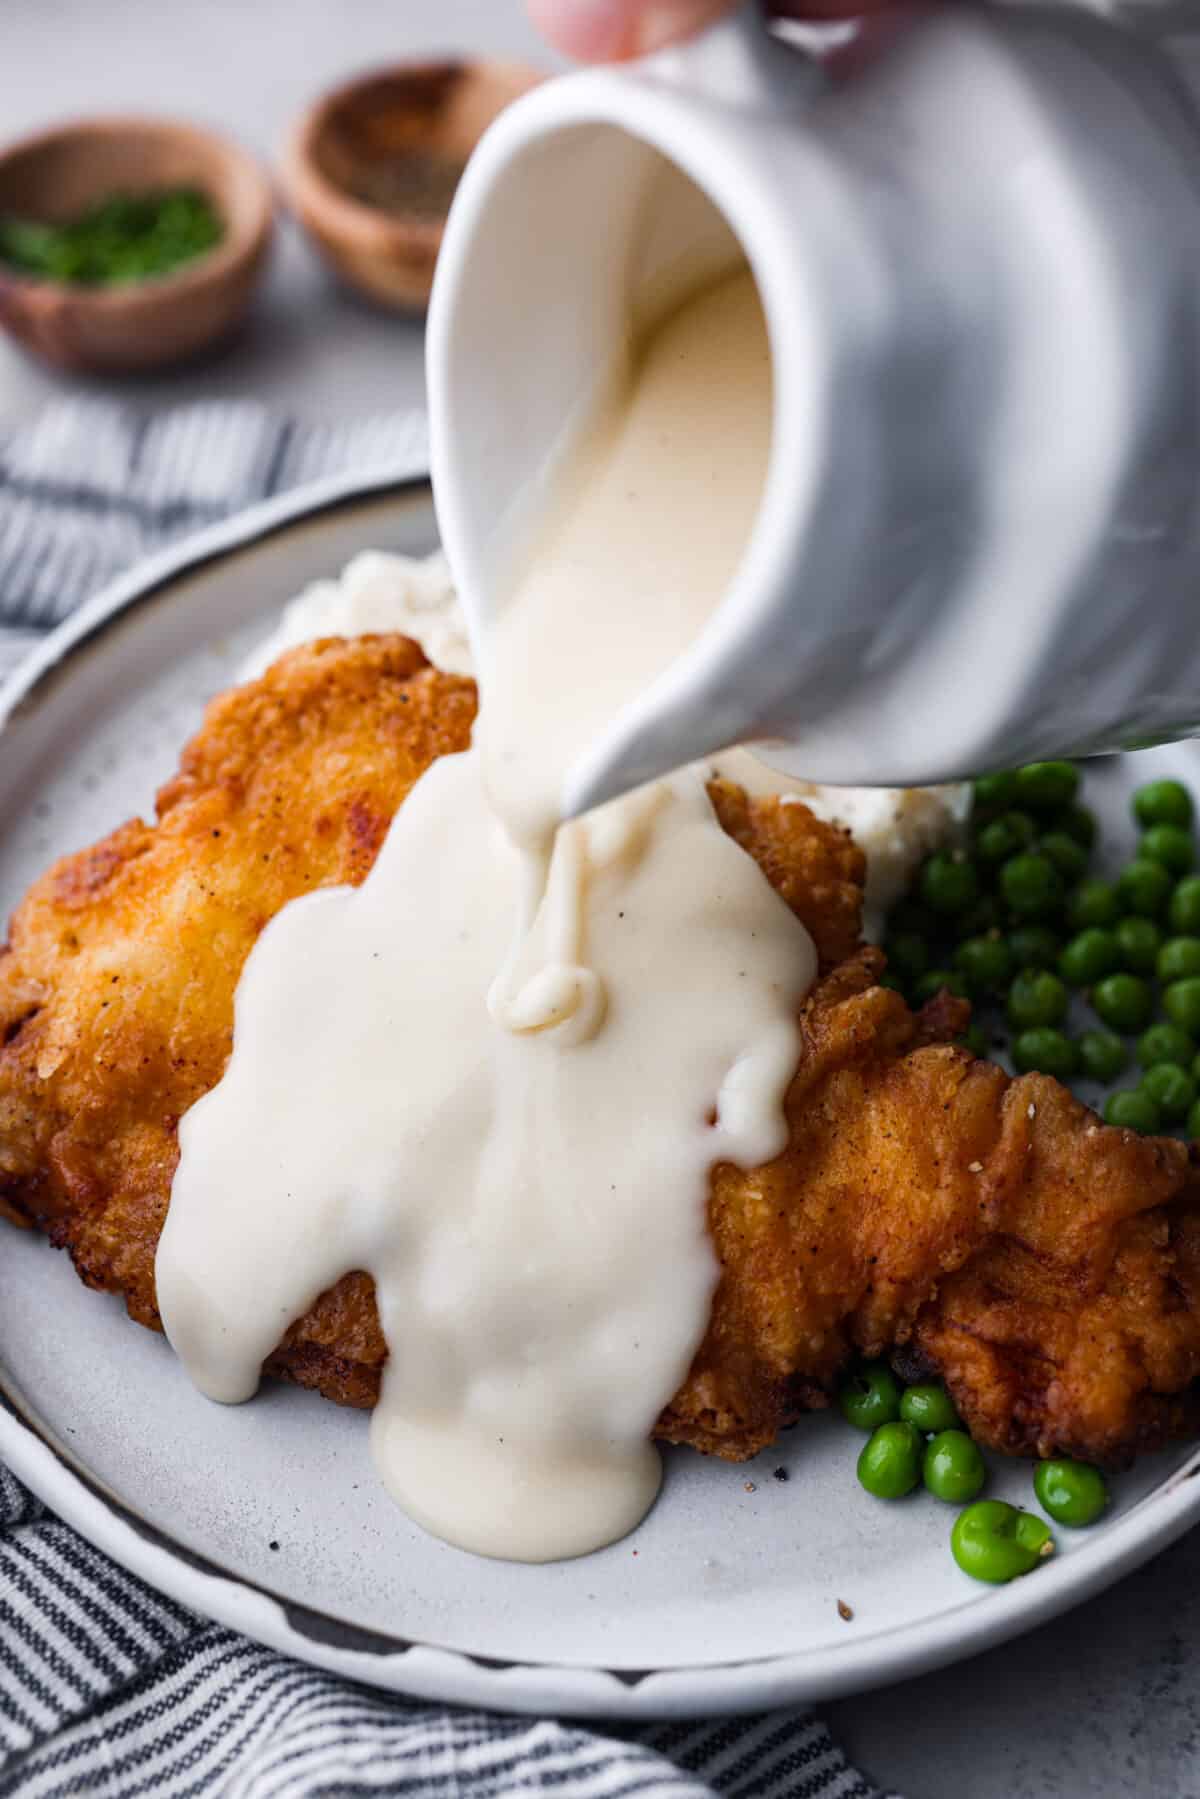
[
  {"left": 282, "top": 59, "right": 542, "bottom": 314},
  {"left": 0, "top": 117, "right": 273, "bottom": 374}
]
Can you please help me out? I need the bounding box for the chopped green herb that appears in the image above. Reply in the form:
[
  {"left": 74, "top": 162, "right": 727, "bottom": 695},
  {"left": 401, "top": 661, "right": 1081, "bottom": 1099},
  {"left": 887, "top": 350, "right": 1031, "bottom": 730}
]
[{"left": 0, "top": 187, "right": 223, "bottom": 287}]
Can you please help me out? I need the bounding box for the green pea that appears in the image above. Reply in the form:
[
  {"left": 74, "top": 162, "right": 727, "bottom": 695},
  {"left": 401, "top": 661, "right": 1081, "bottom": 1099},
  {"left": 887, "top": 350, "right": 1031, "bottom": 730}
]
[
  {"left": 914, "top": 969, "right": 970, "bottom": 1004},
  {"left": 1007, "top": 969, "right": 1069, "bottom": 1030},
  {"left": 1140, "top": 1062, "right": 1196, "bottom": 1123},
  {"left": 976, "top": 812, "right": 1036, "bottom": 865},
  {"left": 1133, "top": 778, "right": 1194, "bottom": 831},
  {"left": 1033, "top": 1458, "right": 1108, "bottom": 1527},
  {"left": 954, "top": 935, "right": 1013, "bottom": 996},
  {"left": 1188, "top": 1098, "right": 1200, "bottom": 1140},
  {"left": 1066, "top": 878, "right": 1120, "bottom": 932},
  {"left": 961, "top": 894, "right": 1004, "bottom": 938},
  {"left": 1001, "top": 853, "right": 1064, "bottom": 920},
  {"left": 972, "top": 771, "right": 1019, "bottom": 815},
  {"left": 1078, "top": 1028, "right": 1128, "bottom": 1085},
  {"left": 1138, "top": 1021, "right": 1195, "bottom": 1070},
  {"left": 920, "top": 851, "right": 980, "bottom": 917},
  {"left": 1114, "top": 916, "right": 1162, "bottom": 975},
  {"left": 1007, "top": 925, "right": 1062, "bottom": 971},
  {"left": 1015, "top": 761, "right": 1080, "bottom": 813},
  {"left": 956, "top": 1022, "right": 990, "bottom": 1059},
  {"left": 1117, "top": 858, "right": 1173, "bottom": 919},
  {"left": 1060, "top": 803, "right": 1098, "bottom": 850},
  {"left": 1165, "top": 978, "right": 1200, "bottom": 1036},
  {"left": 1012, "top": 1027, "right": 1078, "bottom": 1079},
  {"left": 1092, "top": 973, "right": 1154, "bottom": 1034},
  {"left": 1157, "top": 937, "right": 1200, "bottom": 983},
  {"left": 888, "top": 897, "right": 939, "bottom": 940},
  {"left": 951, "top": 1500, "right": 1055, "bottom": 1584},
  {"left": 838, "top": 1362, "right": 902, "bottom": 1432},
  {"left": 1058, "top": 928, "right": 1117, "bottom": 988},
  {"left": 900, "top": 1383, "right": 961, "bottom": 1435},
  {"left": 884, "top": 931, "right": 930, "bottom": 984},
  {"left": 879, "top": 973, "right": 906, "bottom": 995},
  {"left": 856, "top": 1421, "right": 923, "bottom": 1500},
  {"left": 1104, "top": 1089, "right": 1162, "bottom": 1134},
  {"left": 1040, "top": 832, "right": 1089, "bottom": 884},
  {"left": 1170, "top": 877, "right": 1200, "bottom": 937},
  {"left": 924, "top": 1430, "right": 987, "bottom": 1504},
  {"left": 1140, "top": 823, "right": 1196, "bottom": 875}
]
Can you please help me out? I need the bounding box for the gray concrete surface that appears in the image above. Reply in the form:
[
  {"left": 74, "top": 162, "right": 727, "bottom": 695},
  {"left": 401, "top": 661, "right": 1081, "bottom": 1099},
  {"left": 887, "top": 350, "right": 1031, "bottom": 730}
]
[{"left": 3, "top": 5, "right": 1200, "bottom": 1795}]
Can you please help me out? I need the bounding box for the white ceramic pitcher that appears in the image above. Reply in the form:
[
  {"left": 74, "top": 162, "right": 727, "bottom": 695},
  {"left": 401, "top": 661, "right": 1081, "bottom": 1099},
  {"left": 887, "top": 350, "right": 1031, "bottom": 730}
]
[{"left": 428, "top": 3, "right": 1200, "bottom": 812}]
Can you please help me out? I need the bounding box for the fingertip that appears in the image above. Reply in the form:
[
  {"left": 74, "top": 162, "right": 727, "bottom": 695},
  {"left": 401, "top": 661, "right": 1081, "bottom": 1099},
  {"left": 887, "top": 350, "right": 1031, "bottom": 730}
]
[
  {"left": 527, "top": 0, "right": 733, "bottom": 62},
  {"left": 526, "top": 0, "right": 632, "bottom": 61}
]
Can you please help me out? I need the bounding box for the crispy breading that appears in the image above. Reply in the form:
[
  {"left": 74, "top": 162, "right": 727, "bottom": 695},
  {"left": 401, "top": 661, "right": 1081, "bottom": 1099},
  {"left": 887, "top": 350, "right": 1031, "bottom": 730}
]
[
  {"left": 0, "top": 636, "right": 476, "bottom": 1343},
  {"left": 660, "top": 960, "right": 1001, "bottom": 1455},
  {"left": 3, "top": 635, "right": 1200, "bottom": 1472},
  {"left": 908, "top": 1077, "right": 1200, "bottom": 1466},
  {"left": 708, "top": 778, "right": 865, "bottom": 973},
  {"left": 661, "top": 960, "right": 1200, "bottom": 1466}
]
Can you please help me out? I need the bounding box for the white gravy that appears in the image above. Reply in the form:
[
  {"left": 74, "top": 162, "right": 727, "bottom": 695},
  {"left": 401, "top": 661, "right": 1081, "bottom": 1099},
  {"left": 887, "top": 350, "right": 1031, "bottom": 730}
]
[
  {"left": 157, "top": 266, "right": 820, "bottom": 1561},
  {"left": 238, "top": 562, "right": 969, "bottom": 941},
  {"left": 479, "top": 269, "right": 774, "bottom": 857}
]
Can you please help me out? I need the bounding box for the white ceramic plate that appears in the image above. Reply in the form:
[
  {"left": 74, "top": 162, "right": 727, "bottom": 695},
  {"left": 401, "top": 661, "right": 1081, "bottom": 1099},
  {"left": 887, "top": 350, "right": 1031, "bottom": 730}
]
[{"left": 2, "top": 468, "right": 1200, "bottom": 1721}]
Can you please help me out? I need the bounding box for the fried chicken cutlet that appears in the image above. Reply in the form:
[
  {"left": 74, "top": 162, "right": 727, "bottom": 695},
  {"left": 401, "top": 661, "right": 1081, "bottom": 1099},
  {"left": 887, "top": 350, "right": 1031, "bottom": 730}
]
[
  {"left": 0, "top": 634, "right": 864, "bottom": 1408},
  {"left": 3, "top": 632, "right": 1200, "bottom": 1471},
  {"left": 663, "top": 964, "right": 1200, "bottom": 1468}
]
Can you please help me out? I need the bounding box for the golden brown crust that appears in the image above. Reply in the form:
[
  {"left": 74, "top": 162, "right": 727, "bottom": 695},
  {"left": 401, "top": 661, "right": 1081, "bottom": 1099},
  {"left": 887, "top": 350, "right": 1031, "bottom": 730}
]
[
  {"left": 4, "top": 635, "right": 1200, "bottom": 1473},
  {"left": 0, "top": 636, "right": 474, "bottom": 1338},
  {"left": 909, "top": 1082, "right": 1200, "bottom": 1466},
  {"left": 660, "top": 959, "right": 1006, "bottom": 1456},
  {"left": 663, "top": 964, "right": 1200, "bottom": 1467},
  {"left": 707, "top": 778, "right": 865, "bottom": 974}
]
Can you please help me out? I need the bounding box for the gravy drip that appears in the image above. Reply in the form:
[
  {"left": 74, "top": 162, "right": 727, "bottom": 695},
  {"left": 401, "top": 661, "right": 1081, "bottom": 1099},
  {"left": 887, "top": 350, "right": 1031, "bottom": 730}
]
[{"left": 158, "top": 267, "right": 820, "bottom": 1561}]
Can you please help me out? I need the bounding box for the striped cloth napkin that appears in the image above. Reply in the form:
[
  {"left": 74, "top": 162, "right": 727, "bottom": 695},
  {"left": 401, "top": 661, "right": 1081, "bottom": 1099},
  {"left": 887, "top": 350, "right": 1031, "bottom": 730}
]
[{"left": 0, "top": 397, "right": 890, "bottom": 1799}]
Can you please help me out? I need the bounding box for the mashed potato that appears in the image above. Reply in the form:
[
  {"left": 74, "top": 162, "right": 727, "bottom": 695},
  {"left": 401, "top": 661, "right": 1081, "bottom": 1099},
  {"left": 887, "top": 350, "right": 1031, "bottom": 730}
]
[
  {"left": 783, "top": 783, "right": 970, "bottom": 937},
  {"left": 240, "top": 550, "right": 472, "bottom": 682}
]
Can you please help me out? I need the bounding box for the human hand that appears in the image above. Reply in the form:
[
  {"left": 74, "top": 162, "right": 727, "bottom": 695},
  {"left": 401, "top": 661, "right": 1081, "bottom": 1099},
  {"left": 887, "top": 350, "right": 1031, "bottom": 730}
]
[{"left": 527, "top": 0, "right": 903, "bottom": 61}]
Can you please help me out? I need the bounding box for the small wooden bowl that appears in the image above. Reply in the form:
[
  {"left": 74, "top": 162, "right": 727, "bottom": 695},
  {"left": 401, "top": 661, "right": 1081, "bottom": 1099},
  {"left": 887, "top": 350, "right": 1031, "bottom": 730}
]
[
  {"left": 283, "top": 60, "right": 543, "bottom": 314},
  {"left": 0, "top": 118, "right": 273, "bottom": 374}
]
